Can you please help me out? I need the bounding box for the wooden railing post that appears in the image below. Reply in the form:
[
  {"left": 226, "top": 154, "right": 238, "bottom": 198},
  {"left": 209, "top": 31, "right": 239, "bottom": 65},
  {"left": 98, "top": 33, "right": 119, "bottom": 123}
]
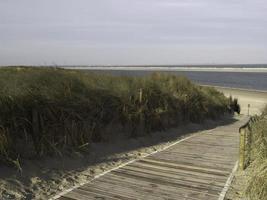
[
  {"left": 239, "top": 127, "right": 246, "bottom": 170},
  {"left": 139, "top": 88, "right": 143, "bottom": 104},
  {"left": 247, "top": 126, "right": 252, "bottom": 167}
]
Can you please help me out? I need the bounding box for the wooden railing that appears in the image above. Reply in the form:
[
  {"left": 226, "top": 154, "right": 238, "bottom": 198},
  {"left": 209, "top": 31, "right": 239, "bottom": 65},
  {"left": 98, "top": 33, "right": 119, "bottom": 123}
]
[{"left": 239, "top": 116, "right": 259, "bottom": 170}]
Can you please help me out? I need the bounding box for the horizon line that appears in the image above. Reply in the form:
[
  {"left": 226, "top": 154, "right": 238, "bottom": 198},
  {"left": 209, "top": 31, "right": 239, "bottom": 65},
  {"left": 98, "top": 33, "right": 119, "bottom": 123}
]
[{"left": 1, "top": 63, "right": 267, "bottom": 68}]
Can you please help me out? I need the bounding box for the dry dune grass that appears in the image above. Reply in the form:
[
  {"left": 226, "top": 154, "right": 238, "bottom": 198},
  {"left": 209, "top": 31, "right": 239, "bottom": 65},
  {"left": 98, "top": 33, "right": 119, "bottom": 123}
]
[
  {"left": 0, "top": 67, "right": 235, "bottom": 168},
  {"left": 245, "top": 106, "right": 267, "bottom": 200}
]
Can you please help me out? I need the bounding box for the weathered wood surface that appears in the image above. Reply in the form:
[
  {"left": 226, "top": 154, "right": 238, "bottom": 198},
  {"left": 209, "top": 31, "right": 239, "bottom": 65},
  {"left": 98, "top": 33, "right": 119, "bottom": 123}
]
[{"left": 58, "top": 118, "right": 248, "bottom": 200}]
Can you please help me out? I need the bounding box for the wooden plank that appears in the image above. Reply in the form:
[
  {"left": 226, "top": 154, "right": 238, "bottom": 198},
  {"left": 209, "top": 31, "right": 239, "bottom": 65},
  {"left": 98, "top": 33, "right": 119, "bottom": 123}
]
[
  {"left": 149, "top": 155, "right": 235, "bottom": 170},
  {"left": 131, "top": 161, "right": 227, "bottom": 184},
  {"left": 122, "top": 164, "right": 226, "bottom": 188},
  {"left": 90, "top": 173, "right": 217, "bottom": 200},
  {"left": 111, "top": 168, "right": 221, "bottom": 195},
  {"left": 157, "top": 151, "right": 237, "bottom": 161},
  {"left": 165, "top": 145, "right": 238, "bottom": 152},
  {"left": 141, "top": 158, "right": 229, "bottom": 176},
  {"left": 62, "top": 190, "right": 101, "bottom": 200},
  {"left": 80, "top": 182, "right": 151, "bottom": 200},
  {"left": 161, "top": 151, "right": 237, "bottom": 161},
  {"left": 83, "top": 179, "right": 173, "bottom": 200},
  {"left": 76, "top": 187, "right": 135, "bottom": 200}
]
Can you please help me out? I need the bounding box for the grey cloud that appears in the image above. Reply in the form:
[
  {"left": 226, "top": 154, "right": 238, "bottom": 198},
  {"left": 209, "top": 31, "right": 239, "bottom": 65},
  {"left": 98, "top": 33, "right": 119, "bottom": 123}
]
[{"left": 0, "top": 0, "right": 267, "bottom": 65}]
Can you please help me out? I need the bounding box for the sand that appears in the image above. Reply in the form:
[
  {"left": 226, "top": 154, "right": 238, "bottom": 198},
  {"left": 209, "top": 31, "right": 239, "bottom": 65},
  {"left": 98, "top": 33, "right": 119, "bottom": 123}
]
[
  {"left": 206, "top": 86, "right": 267, "bottom": 115},
  {"left": 0, "top": 86, "right": 266, "bottom": 200}
]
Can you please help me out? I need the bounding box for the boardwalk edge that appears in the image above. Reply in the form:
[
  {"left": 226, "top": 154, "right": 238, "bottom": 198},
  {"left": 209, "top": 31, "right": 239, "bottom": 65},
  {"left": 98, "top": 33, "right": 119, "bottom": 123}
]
[{"left": 218, "top": 161, "right": 239, "bottom": 200}]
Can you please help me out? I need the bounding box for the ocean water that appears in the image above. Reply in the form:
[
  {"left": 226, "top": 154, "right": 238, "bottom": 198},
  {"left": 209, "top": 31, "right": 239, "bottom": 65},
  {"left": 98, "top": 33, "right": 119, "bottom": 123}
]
[{"left": 86, "top": 70, "right": 267, "bottom": 91}]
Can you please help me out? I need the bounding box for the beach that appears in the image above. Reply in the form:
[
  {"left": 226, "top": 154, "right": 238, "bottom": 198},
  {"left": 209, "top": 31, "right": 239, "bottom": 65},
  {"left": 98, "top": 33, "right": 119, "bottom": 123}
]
[{"left": 210, "top": 86, "right": 267, "bottom": 115}]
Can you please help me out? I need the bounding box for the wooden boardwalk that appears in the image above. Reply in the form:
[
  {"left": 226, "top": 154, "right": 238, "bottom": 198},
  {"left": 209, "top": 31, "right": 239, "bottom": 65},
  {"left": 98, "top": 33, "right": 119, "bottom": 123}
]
[{"left": 57, "top": 118, "right": 248, "bottom": 200}]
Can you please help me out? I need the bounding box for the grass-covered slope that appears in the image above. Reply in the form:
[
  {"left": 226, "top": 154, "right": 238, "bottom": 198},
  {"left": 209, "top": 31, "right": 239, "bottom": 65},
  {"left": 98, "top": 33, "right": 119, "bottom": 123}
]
[
  {"left": 0, "top": 67, "right": 233, "bottom": 166},
  {"left": 246, "top": 106, "right": 267, "bottom": 200}
]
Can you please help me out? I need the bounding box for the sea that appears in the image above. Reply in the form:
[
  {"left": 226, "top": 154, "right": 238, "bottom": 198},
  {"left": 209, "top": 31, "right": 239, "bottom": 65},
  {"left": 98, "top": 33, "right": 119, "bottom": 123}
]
[{"left": 64, "top": 65, "right": 267, "bottom": 91}]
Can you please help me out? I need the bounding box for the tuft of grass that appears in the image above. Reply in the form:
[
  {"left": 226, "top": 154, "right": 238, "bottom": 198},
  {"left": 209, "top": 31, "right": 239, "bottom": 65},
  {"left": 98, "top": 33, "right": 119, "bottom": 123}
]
[
  {"left": 246, "top": 160, "right": 267, "bottom": 200},
  {"left": 0, "top": 67, "right": 234, "bottom": 167},
  {"left": 229, "top": 95, "right": 241, "bottom": 114}
]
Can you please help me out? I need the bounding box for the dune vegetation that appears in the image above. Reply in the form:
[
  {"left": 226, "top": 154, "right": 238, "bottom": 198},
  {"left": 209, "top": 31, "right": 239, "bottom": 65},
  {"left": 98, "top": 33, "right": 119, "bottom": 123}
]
[
  {"left": 245, "top": 106, "right": 267, "bottom": 200},
  {"left": 0, "top": 67, "right": 237, "bottom": 168}
]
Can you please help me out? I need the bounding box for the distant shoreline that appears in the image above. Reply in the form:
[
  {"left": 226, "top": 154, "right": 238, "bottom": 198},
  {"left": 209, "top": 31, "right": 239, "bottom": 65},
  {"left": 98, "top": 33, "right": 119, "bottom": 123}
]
[
  {"left": 1, "top": 65, "right": 267, "bottom": 73},
  {"left": 63, "top": 66, "right": 267, "bottom": 73},
  {"left": 201, "top": 84, "right": 267, "bottom": 93}
]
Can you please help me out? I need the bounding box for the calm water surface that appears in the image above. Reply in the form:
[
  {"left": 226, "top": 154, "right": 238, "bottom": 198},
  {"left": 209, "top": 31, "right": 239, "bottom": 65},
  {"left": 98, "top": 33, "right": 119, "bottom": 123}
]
[{"left": 88, "top": 70, "right": 267, "bottom": 91}]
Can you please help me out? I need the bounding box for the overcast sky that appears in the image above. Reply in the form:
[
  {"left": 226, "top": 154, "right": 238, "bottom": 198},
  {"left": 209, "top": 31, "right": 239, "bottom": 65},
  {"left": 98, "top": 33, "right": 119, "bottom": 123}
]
[{"left": 0, "top": 0, "right": 267, "bottom": 66}]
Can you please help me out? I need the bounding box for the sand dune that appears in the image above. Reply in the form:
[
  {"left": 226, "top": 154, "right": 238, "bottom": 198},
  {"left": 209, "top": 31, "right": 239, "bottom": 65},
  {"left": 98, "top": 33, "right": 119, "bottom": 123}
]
[{"left": 0, "top": 85, "right": 266, "bottom": 200}]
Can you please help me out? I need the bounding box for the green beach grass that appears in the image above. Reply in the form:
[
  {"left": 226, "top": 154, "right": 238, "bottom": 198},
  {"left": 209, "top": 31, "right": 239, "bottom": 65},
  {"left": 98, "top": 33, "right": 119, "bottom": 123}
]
[
  {"left": 0, "top": 67, "right": 236, "bottom": 167},
  {"left": 245, "top": 106, "right": 267, "bottom": 200}
]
